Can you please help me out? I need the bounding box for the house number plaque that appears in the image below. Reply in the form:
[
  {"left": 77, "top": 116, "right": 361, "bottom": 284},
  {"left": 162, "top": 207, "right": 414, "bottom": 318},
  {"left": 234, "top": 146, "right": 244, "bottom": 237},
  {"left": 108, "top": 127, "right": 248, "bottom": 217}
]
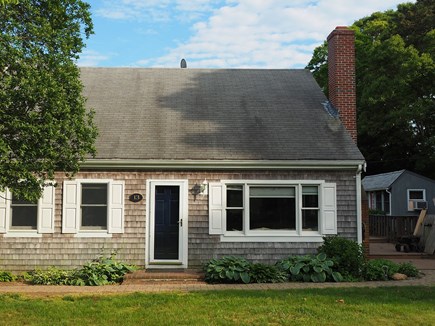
[{"left": 129, "top": 193, "right": 143, "bottom": 202}]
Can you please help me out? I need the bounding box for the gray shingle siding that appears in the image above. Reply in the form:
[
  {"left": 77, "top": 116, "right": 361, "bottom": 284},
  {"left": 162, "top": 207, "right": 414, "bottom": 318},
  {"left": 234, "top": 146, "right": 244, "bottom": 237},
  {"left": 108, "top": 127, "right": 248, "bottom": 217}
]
[{"left": 0, "top": 170, "right": 358, "bottom": 271}]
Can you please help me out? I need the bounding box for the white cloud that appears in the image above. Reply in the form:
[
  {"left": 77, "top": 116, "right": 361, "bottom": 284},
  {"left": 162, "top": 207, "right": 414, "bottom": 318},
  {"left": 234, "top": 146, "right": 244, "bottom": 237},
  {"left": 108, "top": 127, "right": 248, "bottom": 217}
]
[
  {"left": 137, "top": 0, "right": 413, "bottom": 68},
  {"left": 77, "top": 50, "right": 111, "bottom": 67}
]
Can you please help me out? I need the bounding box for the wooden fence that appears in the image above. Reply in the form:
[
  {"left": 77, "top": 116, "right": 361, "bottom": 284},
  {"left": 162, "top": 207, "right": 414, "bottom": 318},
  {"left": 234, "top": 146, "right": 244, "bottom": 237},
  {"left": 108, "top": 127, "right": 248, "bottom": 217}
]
[{"left": 369, "top": 215, "right": 419, "bottom": 241}]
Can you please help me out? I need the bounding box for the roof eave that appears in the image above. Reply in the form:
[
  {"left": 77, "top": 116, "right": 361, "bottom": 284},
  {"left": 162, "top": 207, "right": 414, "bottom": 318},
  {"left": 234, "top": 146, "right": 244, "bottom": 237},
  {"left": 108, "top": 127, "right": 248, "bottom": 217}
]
[{"left": 80, "top": 159, "right": 365, "bottom": 171}]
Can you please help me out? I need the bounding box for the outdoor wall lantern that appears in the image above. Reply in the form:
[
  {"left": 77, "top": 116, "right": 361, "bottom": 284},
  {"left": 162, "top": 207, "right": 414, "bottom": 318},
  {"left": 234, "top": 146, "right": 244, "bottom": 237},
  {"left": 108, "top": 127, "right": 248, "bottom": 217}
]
[{"left": 191, "top": 179, "right": 208, "bottom": 199}]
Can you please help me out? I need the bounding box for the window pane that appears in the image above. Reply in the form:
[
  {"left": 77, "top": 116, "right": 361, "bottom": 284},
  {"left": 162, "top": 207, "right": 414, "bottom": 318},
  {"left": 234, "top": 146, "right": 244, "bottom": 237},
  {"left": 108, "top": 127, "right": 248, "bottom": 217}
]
[
  {"left": 384, "top": 192, "right": 390, "bottom": 214},
  {"left": 302, "top": 209, "right": 318, "bottom": 231},
  {"left": 12, "top": 194, "right": 37, "bottom": 205},
  {"left": 81, "top": 206, "right": 107, "bottom": 228},
  {"left": 82, "top": 184, "right": 107, "bottom": 204},
  {"left": 302, "top": 186, "right": 318, "bottom": 208},
  {"left": 409, "top": 191, "right": 423, "bottom": 200},
  {"left": 375, "top": 191, "right": 382, "bottom": 210},
  {"left": 11, "top": 206, "right": 37, "bottom": 229},
  {"left": 250, "top": 187, "right": 294, "bottom": 197},
  {"left": 303, "top": 194, "right": 318, "bottom": 208},
  {"left": 302, "top": 186, "right": 318, "bottom": 195},
  {"left": 250, "top": 197, "right": 295, "bottom": 230},
  {"left": 227, "top": 186, "right": 243, "bottom": 207},
  {"left": 226, "top": 209, "right": 243, "bottom": 231}
]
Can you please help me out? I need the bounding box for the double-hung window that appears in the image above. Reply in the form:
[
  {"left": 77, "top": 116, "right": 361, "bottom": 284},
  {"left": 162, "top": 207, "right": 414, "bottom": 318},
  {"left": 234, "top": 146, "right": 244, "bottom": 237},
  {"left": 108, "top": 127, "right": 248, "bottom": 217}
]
[
  {"left": 62, "top": 179, "right": 124, "bottom": 236},
  {"left": 301, "top": 186, "right": 319, "bottom": 231},
  {"left": 10, "top": 195, "right": 38, "bottom": 230},
  {"left": 81, "top": 183, "right": 108, "bottom": 230},
  {"left": 0, "top": 185, "right": 55, "bottom": 236},
  {"left": 209, "top": 181, "right": 336, "bottom": 241}
]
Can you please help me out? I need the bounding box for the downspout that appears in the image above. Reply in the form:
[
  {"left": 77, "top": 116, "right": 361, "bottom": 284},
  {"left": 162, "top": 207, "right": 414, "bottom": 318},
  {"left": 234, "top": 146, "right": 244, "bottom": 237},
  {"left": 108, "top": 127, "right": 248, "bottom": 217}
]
[
  {"left": 386, "top": 188, "right": 392, "bottom": 215},
  {"left": 356, "top": 163, "right": 364, "bottom": 244}
]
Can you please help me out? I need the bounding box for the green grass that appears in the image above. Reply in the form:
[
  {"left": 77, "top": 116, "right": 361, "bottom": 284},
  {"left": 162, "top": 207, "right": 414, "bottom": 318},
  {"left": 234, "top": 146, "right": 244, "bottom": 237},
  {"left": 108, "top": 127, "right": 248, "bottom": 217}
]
[{"left": 0, "top": 287, "right": 434, "bottom": 325}]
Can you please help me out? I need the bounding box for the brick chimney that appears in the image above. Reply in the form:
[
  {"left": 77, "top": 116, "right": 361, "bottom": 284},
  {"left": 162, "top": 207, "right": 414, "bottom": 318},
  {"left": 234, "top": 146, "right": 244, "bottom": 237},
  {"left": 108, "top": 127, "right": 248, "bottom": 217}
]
[{"left": 327, "top": 26, "right": 357, "bottom": 143}]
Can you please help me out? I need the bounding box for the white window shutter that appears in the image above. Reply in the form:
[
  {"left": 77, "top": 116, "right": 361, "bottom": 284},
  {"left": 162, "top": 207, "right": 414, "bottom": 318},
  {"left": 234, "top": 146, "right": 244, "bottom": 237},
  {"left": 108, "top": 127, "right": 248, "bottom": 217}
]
[
  {"left": 209, "top": 183, "right": 225, "bottom": 235},
  {"left": 322, "top": 183, "right": 337, "bottom": 235},
  {"left": 38, "top": 184, "right": 55, "bottom": 233},
  {"left": 62, "top": 181, "right": 79, "bottom": 233},
  {"left": 108, "top": 180, "right": 124, "bottom": 234},
  {"left": 0, "top": 189, "right": 9, "bottom": 233}
]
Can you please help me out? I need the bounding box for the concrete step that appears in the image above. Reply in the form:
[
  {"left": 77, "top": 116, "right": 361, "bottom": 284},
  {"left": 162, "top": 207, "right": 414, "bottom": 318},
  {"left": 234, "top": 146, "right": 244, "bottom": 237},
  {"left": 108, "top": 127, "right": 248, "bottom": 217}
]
[{"left": 122, "top": 269, "right": 205, "bottom": 285}]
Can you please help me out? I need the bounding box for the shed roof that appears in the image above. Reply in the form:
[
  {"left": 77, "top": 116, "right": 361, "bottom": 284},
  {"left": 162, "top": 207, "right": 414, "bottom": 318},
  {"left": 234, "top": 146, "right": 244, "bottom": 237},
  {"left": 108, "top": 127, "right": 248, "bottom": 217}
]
[
  {"left": 80, "top": 67, "right": 364, "bottom": 162},
  {"left": 362, "top": 170, "right": 405, "bottom": 191}
]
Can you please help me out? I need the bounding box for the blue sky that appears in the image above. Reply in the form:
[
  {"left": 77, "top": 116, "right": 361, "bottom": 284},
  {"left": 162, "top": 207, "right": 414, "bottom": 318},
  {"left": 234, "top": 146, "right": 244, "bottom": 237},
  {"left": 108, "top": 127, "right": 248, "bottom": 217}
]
[{"left": 78, "top": 0, "right": 413, "bottom": 68}]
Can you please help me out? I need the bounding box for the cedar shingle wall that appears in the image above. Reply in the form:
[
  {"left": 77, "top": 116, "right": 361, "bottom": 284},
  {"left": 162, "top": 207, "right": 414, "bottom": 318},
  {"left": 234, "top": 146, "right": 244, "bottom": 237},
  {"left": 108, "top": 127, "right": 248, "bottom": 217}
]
[{"left": 0, "top": 170, "right": 358, "bottom": 271}]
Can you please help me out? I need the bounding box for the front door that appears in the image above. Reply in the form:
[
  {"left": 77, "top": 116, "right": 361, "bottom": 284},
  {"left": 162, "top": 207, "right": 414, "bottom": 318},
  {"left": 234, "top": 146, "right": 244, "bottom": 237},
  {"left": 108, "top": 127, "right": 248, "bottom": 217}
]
[
  {"left": 154, "top": 186, "right": 179, "bottom": 259},
  {"left": 147, "top": 180, "right": 188, "bottom": 268}
]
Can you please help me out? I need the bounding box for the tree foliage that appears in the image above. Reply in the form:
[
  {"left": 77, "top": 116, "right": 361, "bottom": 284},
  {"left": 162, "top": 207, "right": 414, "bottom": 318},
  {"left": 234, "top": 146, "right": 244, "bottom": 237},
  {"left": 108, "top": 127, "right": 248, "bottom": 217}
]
[
  {"left": 306, "top": 0, "right": 435, "bottom": 178},
  {"left": 0, "top": 0, "right": 97, "bottom": 201}
]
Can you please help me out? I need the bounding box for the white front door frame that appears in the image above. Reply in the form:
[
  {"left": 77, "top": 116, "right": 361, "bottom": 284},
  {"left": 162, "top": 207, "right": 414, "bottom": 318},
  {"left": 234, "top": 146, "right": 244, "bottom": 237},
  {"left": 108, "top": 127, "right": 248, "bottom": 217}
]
[{"left": 146, "top": 180, "right": 188, "bottom": 269}]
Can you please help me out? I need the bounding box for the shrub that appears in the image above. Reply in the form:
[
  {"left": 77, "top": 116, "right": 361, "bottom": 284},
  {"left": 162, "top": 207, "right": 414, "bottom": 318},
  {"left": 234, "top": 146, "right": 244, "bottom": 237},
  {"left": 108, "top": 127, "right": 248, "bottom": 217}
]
[
  {"left": 0, "top": 271, "right": 16, "bottom": 282},
  {"left": 24, "top": 254, "right": 136, "bottom": 286},
  {"left": 369, "top": 209, "right": 386, "bottom": 215},
  {"left": 24, "top": 267, "right": 73, "bottom": 285},
  {"left": 204, "top": 256, "right": 252, "bottom": 284},
  {"left": 363, "top": 259, "right": 400, "bottom": 281},
  {"left": 317, "top": 236, "right": 365, "bottom": 280},
  {"left": 204, "top": 256, "right": 287, "bottom": 284},
  {"left": 249, "top": 263, "right": 287, "bottom": 283},
  {"left": 71, "top": 254, "right": 136, "bottom": 286},
  {"left": 277, "top": 253, "right": 343, "bottom": 283},
  {"left": 398, "top": 262, "right": 420, "bottom": 278}
]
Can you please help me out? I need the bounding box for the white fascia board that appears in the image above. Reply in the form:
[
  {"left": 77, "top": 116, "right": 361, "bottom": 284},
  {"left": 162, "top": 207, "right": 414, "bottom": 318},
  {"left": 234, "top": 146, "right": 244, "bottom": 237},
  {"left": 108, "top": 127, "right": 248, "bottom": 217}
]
[{"left": 81, "top": 159, "right": 365, "bottom": 171}]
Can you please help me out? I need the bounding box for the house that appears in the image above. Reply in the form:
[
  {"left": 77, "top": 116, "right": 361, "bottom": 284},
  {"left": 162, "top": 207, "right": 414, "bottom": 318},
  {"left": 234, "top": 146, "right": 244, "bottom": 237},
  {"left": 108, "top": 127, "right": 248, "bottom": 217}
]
[
  {"left": 362, "top": 170, "right": 435, "bottom": 216},
  {"left": 0, "top": 27, "right": 365, "bottom": 271}
]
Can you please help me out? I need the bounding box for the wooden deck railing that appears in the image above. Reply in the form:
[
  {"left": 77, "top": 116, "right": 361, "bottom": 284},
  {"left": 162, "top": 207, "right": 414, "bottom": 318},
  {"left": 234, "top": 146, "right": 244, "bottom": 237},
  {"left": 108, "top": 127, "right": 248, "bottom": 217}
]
[{"left": 369, "top": 215, "right": 419, "bottom": 241}]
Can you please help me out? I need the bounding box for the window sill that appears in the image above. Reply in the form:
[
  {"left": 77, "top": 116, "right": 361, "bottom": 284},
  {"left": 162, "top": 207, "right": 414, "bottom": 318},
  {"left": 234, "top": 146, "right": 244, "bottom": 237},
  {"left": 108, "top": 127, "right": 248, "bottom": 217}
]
[
  {"left": 219, "top": 234, "right": 324, "bottom": 242},
  {"left": 3, "top": 231, "right": 42, "bottom": 238}
]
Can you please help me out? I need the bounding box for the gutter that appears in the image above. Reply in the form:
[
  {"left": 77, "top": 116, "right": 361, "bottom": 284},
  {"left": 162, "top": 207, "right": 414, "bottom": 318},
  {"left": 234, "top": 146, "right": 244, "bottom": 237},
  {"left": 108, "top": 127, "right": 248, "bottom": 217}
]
[{"left": 80, "top": 159, "right": 365, "bottom": 171}]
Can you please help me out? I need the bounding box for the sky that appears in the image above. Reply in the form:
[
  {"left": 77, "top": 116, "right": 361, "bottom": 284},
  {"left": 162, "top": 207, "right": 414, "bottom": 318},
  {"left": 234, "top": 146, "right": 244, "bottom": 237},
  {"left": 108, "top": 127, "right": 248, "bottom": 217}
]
[{"left": 78, "top": 0, "right": 413, "bottom": 69}]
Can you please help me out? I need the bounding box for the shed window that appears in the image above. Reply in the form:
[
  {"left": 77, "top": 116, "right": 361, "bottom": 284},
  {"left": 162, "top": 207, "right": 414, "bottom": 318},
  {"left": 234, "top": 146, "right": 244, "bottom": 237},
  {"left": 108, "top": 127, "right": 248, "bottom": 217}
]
[{"left": 407, "top": 189, "right": 426, "bottom": 211}]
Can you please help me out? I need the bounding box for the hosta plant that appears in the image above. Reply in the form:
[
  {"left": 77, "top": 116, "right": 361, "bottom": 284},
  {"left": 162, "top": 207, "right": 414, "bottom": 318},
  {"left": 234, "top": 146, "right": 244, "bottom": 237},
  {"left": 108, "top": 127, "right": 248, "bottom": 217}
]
[
  {"left": 277, "top": 253, "right": 343, "bottom": 283},
  {"left": 204, "top": 256, "right": 252, "bottom": 284}
]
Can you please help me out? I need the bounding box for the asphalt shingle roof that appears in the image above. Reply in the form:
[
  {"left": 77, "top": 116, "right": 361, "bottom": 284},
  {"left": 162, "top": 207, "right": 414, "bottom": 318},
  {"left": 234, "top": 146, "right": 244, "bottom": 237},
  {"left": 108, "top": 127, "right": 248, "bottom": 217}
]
[
  {"left": 80, "top": 67, "right": 364, "bottom": 161},
  {"left": 362, "top": 170, "right": 406, "bottom": 191}
]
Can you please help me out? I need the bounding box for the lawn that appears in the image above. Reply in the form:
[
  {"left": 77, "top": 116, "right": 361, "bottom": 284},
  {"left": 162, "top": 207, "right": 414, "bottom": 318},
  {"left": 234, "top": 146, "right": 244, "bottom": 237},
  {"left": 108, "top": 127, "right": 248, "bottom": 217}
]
[{"left": 0, "top": 286, "right": 434, "bottom": 325}]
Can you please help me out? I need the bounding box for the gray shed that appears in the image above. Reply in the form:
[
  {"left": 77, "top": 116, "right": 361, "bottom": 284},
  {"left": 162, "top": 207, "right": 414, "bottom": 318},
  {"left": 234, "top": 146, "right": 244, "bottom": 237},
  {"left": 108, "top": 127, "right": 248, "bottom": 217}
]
[{"left": 362, "top": 170, "right": 435, "bottom": 216}]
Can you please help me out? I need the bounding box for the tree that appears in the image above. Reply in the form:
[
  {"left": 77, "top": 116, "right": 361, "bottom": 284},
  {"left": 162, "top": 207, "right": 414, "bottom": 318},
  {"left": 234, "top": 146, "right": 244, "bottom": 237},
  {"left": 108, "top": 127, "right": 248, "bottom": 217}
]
[
  {"left": 306, "top": 0, "right": 435, "bottom": 178},
  {"left": 0, "top": 0, "right": 97, "bottom": 201}
]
